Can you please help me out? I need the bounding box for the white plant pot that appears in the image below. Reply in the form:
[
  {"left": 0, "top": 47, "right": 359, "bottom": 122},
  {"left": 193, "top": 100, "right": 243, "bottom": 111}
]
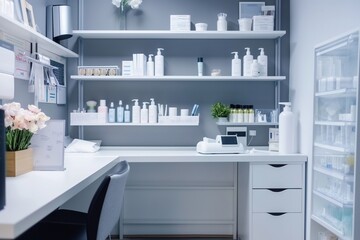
[{"left": 217, "top": 117, "right": 228, "bottom": 123}]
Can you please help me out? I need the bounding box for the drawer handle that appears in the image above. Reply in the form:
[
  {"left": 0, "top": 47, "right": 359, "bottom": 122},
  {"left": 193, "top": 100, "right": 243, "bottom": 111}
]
[
  {"left": 268, "top": 212, "right": 286, "bottom": 216},
  {"left": 269, "top": 164, "right": 287, "bottom": 168},
  {"left": 268, "top": 188, "right": 286, "bottom": 192}
]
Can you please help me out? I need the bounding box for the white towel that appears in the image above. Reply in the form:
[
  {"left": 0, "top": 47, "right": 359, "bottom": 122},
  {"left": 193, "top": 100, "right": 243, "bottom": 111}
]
[{"left": 65, "top": 139, "right": 101, "bottom": 153}]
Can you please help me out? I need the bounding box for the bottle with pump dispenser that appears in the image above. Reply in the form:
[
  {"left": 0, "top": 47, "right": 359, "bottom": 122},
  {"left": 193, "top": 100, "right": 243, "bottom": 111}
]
[
  {"left": 147, "top": 54, "right": 155, "bottom": 76},
  {"left": 197, "top": 57, "right": 204, "bottom": 76},
  {"left": 149, "top": 98, "right": 158, "bottom": 123},
  {"left": 141, "top": 102, "right": 149, "bottom": 124},
  {"left": 108, "top": 102, "right": 116, "bottom": 123},
  {"left": 257, "top": 48, "right": 268, "bottom": 76},
  {"left": 229, "top": 104, "right": 235, "bottom": 122},
  {"left": 279, "top": 102, "right": 296, "bottom": 154},
  {"left": 117, "top": 100, "right": 124, "bottom": 123},
  {"left": 243, "top": 48, "right": 253, "bottom": 77},
  {"left": 124, "top": 104, "right": 131, "bottom": 123},
  {"left": 97, "top": 100, "right": 108, "bottom": 123},
  {"left": 132, "top": 99, "right": 141, "bottom": 123},
  {"left": 155, "top": 48, "right": 164, "bottom": 76},
  {"left": 248, "top": 105, "right": 255, "bottom": 123},
  {"left": 231, "top": 52, "right": 241, "bottom": 76},
  {"left": 251, "top": 60, "right": 261, "bottom": 77},
  {"left": 236, "top": 105, "right": 243, "bottom": 123},
  {"left": 243, "top": 105, "right": 249, "bottom": 123}
]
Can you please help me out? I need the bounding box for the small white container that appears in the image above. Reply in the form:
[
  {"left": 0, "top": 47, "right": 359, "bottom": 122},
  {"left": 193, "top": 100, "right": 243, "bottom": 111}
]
[
  {"left": 238, "top": 18, "right": 252, "bottom": 31},
  {"left": 195, "top": 23, "right": 208, "bottom": 31},
  {"left": 181, "top": 109, "right": 189, "bottom": 116},
  {"left": 217, "top": 13, "right": 227, "bottom": 31},
  {"left": 169, "top": 107, "right": 178, "bottom": 117}
]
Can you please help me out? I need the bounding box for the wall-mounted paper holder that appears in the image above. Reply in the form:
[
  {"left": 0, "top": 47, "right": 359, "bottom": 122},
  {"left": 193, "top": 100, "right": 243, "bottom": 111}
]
[{"left": 21, "top": 52, "right": 58, "bottom": 70}]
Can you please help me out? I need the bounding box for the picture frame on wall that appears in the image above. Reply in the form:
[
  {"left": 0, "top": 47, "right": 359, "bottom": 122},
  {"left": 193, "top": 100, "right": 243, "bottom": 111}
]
[{"left": 239, "top": 2, "right": 265, "bottom": 19}]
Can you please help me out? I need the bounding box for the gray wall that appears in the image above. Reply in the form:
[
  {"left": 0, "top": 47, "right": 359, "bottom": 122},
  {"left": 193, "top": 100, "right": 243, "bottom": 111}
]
[
  {"left": 68, "top": 0, "right": 290, "bottom": 146},
  {"left": 289, "top": 0, "right": 360, "bottom": 239}
]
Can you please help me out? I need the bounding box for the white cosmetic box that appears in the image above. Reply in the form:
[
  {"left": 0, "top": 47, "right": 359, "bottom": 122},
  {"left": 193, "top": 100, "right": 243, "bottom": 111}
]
[
  {"left": 170, "top": 15, "right": 191, "bottom": 31},
  {"left": 253, "top": 15, "right": 274, "bottom": 31}
]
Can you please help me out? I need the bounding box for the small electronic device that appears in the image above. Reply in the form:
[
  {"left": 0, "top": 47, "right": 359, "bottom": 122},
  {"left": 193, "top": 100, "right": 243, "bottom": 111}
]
[{"left": 196, "top": 135, "right": 244, "bottom": 154}]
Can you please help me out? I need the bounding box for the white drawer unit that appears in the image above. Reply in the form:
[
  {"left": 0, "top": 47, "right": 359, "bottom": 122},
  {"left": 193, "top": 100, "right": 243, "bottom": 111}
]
[{"left": 248, "top": 163, "right": 306, "bottom": 240}]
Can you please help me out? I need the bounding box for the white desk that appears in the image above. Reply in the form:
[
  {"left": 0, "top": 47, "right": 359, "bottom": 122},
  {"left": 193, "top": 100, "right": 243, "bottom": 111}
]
[
  {"left": 0, "top": 147, "right": 307, "bottom": 239},
  {"left": 0, "top": 155, "right": 117, "bottom": 239}
]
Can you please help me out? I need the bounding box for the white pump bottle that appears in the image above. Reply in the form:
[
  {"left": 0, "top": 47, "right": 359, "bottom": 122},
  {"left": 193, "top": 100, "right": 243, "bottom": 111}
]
[
  {"left": 132, "top": 99, "right": 141, "bottom": 123},
  {"left": 149, "top": 98, "right": 158, "bottom": 123},
  {"left": 243, "top": 48, "right": 253, "bottom": 77},
  {"left": 147, "top": 54, "right": 155, "bottom": 76},
  {"left": 279, "top": 102, "right": 296, "bottom": 154},
  {"left": 141, "top": 102, "right": 149, "bottom": 124},
  {"left": 257, "top": 48, "right": 268, "bottom": 76},
  {"left": 231, "top": 52, "right": 241, "bottom": 76},
  {"left": 155, "top": 48, "right": 164, "bottom": 76}
]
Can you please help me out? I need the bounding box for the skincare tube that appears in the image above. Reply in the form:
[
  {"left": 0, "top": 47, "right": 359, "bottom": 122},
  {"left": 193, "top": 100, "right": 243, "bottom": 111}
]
[{"left": 198, "top": 57, "right": 203, "bottom": 76}]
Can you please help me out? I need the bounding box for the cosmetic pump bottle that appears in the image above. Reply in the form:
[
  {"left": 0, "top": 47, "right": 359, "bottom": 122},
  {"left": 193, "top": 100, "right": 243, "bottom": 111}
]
[
  {"left": 197, "top": 57, "right": 204, "bottom": 76},
  {"left": 279, "top": 102, "right": 296, "bottom": 154},
  {"left": 140, "top": 102, "right": 149, "bottom": 124},
  {"left": 97, "top": 99, "right": 108, "bottom": 123},
  {"left": 251, "top": 60, "right": 261, "bottom": 77},
  {"left": 147, "top": 54, "right": 155, "bottom": 76},
  {"left": 149, "top": 98, "right": 158, "bottom": 123},
  {"left": 132, "top": 99, "right": 141, "bottom": 123},
  {"left": 236, "top": 104, "right": 243, "bottom": 123},
  {"left": 117, "top": 100, "right": 124, "bottom": 123},
  {"left": 248, "top": 105, "right": 255, "bottom": 123},
  {"left": 155, "top": 48, "right": 164, "bottom": 76},
  {"left": 108, "top": 102, "right": 116, "bottom": 123},
  {"left": 243, "top": 48, "right": 253, "bottom": 77},
  {"left": 229, "top": 104, "right": 235, "bottom": 122},
  {"left": 124, "top": 104, "right": 131, "bottom": 123},
  {"left": 231, "top": 52, "right": 241, "bottom": 76},
  {"left": 257, "top": 48, "right": 268, "bottom": 76},
  {"left": 243, "top": 105, "right": 249, "bottom": 123}
]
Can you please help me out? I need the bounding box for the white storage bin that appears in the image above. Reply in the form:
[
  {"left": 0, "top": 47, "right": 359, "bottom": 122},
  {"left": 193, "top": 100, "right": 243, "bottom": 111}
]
[
  {"left": 252, "top": 15, "right": 274, "bottom": 31},
  {"left": 158, "top": 115, "right": 199, "bottom": 125}
]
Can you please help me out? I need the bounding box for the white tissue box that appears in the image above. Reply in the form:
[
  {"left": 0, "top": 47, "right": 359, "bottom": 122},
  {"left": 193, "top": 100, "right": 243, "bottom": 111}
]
[
  {"left": 253, "top": 15, "right": 274, "bottom": 31},
  {"left": 170, "top": 15, "right": 191, "bottom": 31}
]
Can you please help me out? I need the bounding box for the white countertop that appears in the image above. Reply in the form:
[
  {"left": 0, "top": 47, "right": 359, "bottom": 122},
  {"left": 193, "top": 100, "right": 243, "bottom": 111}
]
[{"left": 0, "top": 147, "right": 307, "bottom": 239}]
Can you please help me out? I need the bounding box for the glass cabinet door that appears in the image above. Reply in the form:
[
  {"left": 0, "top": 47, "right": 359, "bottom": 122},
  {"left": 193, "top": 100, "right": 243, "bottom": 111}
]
[{"left": 312, "top": 31, "right": 359, "bottom": 240}]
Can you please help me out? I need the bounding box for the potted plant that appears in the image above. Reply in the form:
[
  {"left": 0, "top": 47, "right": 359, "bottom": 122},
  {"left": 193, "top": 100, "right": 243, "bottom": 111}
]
[
  {"left": 0, "top": 102, "right": 50, "bottom": 176},
  {"left": 211, "top": 102, "right": 230, "bottom": 122}
]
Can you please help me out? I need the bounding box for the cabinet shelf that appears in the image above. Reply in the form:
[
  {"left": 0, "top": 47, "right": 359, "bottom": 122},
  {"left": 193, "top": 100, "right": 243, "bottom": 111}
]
[
  {"left": 315, "top": 88, "right": 356, "bottom": 98},
  {"left": 73, "top": 30, "right": 286, "bottom": 40},
  {"left": 313, "top": 190, "right": 352, "bottom": 208},
  {"left": 311, "top": 215, "right": 351, "bottom": 240},
  {"left": 70, "top": 75, "right": 286, "bottom": 82},
  {"left": 70, "top": 122, "right": 199, "bottom": 127},
  {"left": 314, "top": 166, "right": 354, "bottom": 182},
  {"left": 314, "top": 142, "right": 349, "bottom": 153},
  {"left": 314, "top": 121, "right": 355, "bottom": 126},
  {"left": 216, "top": 122, "right": 278, "bottom": 126},
  {"left": 0, "top": 15, "right": 78, "bottom": 58}
]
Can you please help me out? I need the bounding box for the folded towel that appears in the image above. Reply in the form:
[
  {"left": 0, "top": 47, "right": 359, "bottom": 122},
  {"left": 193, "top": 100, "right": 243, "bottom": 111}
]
[{"left": 65, "top": 139, "right": 101, "bottom": 153}]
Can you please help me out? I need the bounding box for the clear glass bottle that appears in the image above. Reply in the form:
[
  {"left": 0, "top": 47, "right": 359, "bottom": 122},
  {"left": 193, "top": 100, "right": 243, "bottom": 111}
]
[{"left": 217, "top": 13, "right": 227, "bottom": 31}]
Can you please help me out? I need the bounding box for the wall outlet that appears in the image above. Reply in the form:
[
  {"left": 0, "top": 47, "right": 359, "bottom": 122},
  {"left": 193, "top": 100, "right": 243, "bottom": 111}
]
[{"left": 249, "top": 130, "right": 257, "bottom": 137}]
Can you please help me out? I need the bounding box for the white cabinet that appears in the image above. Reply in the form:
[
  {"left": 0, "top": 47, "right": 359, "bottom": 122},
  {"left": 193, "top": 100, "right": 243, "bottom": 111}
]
[
  {"left": 311, "top": 30, "right": 360, "bottom": 240},
  {"left": 249, "top": 163, "right": 305, "bottom": 240}
]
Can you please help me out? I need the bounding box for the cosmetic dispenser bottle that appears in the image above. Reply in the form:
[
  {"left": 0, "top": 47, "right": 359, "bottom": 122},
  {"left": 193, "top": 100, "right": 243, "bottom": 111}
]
[
  {"left": 97, "top": 99, "right": 108, "bottom": 123},
  {"left": 257, "top": 48, "right": 268, "bottom": 76},
  {"left": 132, "top": 99, "right": 141, "bottom": 123},
  {"left": 149, "top": 98, "right": 158, "bottom": 123},
  {"left": 141, "top": 102, "right": 149, "bottom": 124},
  {"left": 243, "top": 48, "right": 253, "bottom": 77},
  {"left": 248, "top": 105, "right": 255, "bottom": 123},
  {"left": 197, "top": 57, "right": 204, "bottom": 76},
  {"left": 217, "top": 13, "right": 227, "bottom": 31},
  {"left": 279, "top": 102, "right": 296, "bottom": 154},
  {"left": 236, "top": 104, "right": 243, "bottom": 123},
  {"left": 155, "top": 48, "right": 164, "bottom": 76},
  {"left": 229, "top": 104, "right": 235, "bottom": 122},
  {"left": 117, "top": 100, "right": 124, "bottom": 123},
  {"left": 243, "top": 105, "right": 249, "bottom": 123},
  {"left": 147, "top": 54, "right": 155, "bottom": 76},
  {"left": 124, "top": 104, "right": 131, "bottom": 123},
  {"left": 231, "top": 52, "right": 241, "bottom": 76},
  {"left": 251, "top": 60, "right": 261, "bottom": 77},
  {"left": 108, "top": 102, "right": 116, "bottom": 123}
]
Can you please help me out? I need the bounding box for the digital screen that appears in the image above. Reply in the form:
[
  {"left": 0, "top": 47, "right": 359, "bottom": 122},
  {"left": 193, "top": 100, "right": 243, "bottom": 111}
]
[{"left": 221, "top": 136, "right": 238, "bottom": 145}]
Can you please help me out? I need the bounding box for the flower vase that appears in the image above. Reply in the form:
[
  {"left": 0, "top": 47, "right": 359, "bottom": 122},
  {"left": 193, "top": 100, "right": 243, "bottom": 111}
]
[
  {"left": 119, "top": 2, "right": 127, "bottom": 30},
  {"left": 6, "top": 148, "right": 33, "bottom": 177}
]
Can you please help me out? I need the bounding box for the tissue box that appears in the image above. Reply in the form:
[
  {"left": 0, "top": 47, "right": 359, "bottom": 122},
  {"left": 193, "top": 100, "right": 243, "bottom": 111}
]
[
  {"left": 170, "top": 15, "right": 191, "bottom": 31},
  {"left": 253, "top": 15, "right": 274, "bottom": 31}
]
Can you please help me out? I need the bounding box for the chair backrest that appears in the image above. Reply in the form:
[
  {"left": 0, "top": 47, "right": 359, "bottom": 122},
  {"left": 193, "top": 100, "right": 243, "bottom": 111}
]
[{"left": 87, "top": 160, "right": 130, "bottom": 240}]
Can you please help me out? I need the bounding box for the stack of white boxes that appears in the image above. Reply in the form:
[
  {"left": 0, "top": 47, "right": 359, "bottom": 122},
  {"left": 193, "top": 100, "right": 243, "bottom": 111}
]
[{"left": 0, "top": 40, "right": 15, "bottom": 100}]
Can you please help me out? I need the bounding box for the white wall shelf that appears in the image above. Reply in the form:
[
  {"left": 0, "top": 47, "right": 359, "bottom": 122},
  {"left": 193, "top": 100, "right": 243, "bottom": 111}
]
[
  {"left": 73, "top": 30, "right": 286, "bottom": 40},
  {"left": 70, "top": 122, "right": 199, "bottom": 127},
  {"left": 311, "top": 215, "right": 351, "bottom": 240},
  {"left": 0, "top": 15, "right": 78, "bottom": 58},
  {"left": 315, "top": 88, "right": 356, "bottom": 98},
  {"left": 71, "top": 75, "right": 286, "bottom": 82},
  {"left": 216, "top": 122, "right": 279, "bottom": 126}
]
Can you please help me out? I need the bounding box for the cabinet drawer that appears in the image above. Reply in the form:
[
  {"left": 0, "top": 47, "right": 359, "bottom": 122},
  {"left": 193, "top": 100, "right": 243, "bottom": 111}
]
[
  {"left": 252, "top": 213, "right": 304, "bottom": 240},
  {"left": 252, "top": 164, "right": 303, "bottom": 188},
  {"left": 252, "top": 189, "right": 303, "bottom": 213}
]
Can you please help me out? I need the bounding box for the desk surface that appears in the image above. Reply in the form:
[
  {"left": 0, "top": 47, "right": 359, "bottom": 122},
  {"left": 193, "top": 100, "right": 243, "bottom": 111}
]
[{"left": 0, "top": 147, "right": 307, "bottom": 239}]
